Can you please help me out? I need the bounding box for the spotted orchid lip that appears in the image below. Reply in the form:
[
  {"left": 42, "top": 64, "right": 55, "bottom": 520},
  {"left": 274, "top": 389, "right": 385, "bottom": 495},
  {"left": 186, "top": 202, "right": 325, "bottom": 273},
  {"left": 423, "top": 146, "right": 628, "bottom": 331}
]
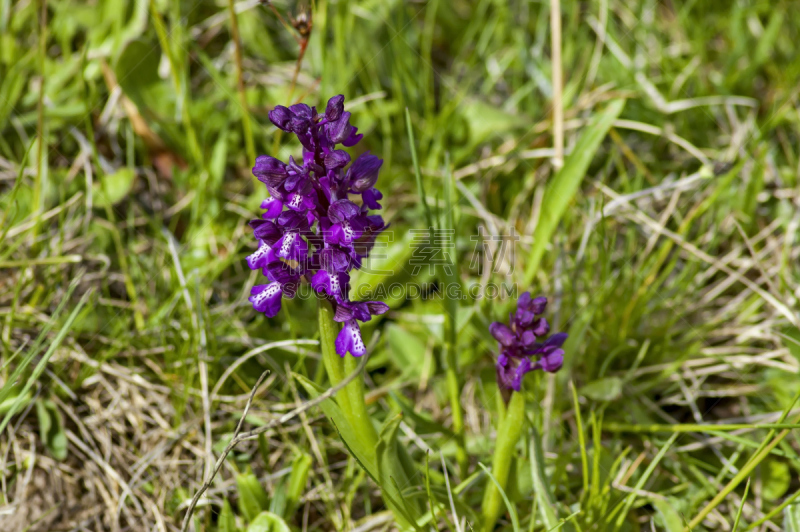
[{"left": 247, "top": 95, "right": 387, "bottom": 357}]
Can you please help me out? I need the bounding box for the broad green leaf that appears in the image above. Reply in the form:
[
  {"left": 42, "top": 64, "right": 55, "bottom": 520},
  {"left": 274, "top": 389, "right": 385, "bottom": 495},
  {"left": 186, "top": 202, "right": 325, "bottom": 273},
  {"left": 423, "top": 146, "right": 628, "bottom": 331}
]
[
  {"left": 580, "top": 377, "right": 623, "bottom": 402},
  {"left": 523, "top": 99, "right": 626, "bottom": 284},
  {"left": 284, "top": 452, "right": 312, "bottom": 518},
  {"left": 506, "top": 457, "right": 533, "bottom": 501},
  {"left": 376, "top": 413, "right": 420, "bottom": 504},
  {"left": 236, "top": 470, "right": 269, "bottom": 523},
  {"left": 257, "top": 432, "right": 271, "bottom": 472},
  {"left": 530, "top": 428, "right": 561, "bottom": 530},
  {"left": 293, "top": 374, "right": 422, "bottom": 531},
  {"left": 246, "top": 511, "right": 290, "bottom": 532},
  {"left": 0, "top": 390, "right": 31, "bottom": 416},
  {"left": 35, "top": 399, "right": 67, "bottom": 461},
  {"left": 652, "top": 498, "right": 684, "bottom": 532},
  {"left": 387, "top": 325, "right": 427, "bottom": 378},
  {"left": 389, "top": 391, "right": 453, "bottom": 436},
  {"left": 113, "top": 38, "right": 175, "bottom": 121},
  {"left": 786, "top": 502, "right": 800, "bottom": 532},
  {"left": 268, "top": 479, "right": 286, "bottom": 517},
  {"left": 461, "top": 100, "right": 525, "bottom": 146},
  {"left": 478, "top": 462, "right": 520, "bottom": 532},
  {"left": 93, "top": 167, "right": 135, "bottom": 207},
  {"left": 762, "top": 461, "right": 790, "bottom": 501},
  {"left": 218, "top": 499, "right": 236, "bottom": 532}
]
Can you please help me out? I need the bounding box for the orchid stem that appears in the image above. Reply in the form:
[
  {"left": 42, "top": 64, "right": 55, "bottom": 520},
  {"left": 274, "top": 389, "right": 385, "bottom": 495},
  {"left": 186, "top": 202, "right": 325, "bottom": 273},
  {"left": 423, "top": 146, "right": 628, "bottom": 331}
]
[
  {"left": 482, "top": 391, "right": 526, "bottom": 532},
  {"left": 318, "top": 297, "right": 353, "bottom": 418},
  {"left": 317, "top": 298, "right": 377, "bottom": 447}
]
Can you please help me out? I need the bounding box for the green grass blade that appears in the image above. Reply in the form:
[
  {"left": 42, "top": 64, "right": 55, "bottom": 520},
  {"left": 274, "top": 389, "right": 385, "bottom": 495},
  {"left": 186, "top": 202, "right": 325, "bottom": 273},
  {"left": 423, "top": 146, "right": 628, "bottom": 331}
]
[
  {"left": 405, "top": 107, "right": 434, "bottom": 230},
  {"left": 479, "top": 462, "right": 520, "bottom": 532},
  {"left": 0, "top": 287, "right": 91, "bottom": 434},
  {"left": 613, "top": 433, "right": 679, "bottom": 529},
  {"left": 529, "top": 427, "right": 560, "bottom": 530},
  {"left": 731, "top": 477, "right": 750, "bottom": 532},
  {"left": 523, "top": 99, "right": 625, "bottom": 284}
]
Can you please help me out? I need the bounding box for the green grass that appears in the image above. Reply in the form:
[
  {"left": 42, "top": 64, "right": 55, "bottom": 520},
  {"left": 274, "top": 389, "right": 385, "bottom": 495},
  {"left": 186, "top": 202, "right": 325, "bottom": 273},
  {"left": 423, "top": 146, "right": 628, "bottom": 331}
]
[{"left": 1, "top": 0, "right": 800, "bottom": 531}]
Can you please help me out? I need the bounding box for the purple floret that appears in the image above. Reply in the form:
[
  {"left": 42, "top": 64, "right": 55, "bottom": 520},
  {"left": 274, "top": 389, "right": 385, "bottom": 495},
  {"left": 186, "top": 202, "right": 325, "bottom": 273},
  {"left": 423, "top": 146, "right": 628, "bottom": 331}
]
[
  {"left": 491, "top": 293, "right": 568, "bottom": 391},
  {"left": 246, "top": 95, "right": 387, "bottom": 357}
]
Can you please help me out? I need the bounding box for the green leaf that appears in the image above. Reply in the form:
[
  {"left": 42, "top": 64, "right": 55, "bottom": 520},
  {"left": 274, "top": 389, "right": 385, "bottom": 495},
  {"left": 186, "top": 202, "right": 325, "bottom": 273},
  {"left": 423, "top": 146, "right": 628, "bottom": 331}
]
[
  {"left": 530, "top": 428, "right": 561, "bottom": 530},
  {"left": 376, "top": 413, "right": 417, "bottom": 499},
  {"left": 284, "top": 452, "right": 312, "bottom": 518},
  {"left": 580, "top": 377, "right": 623, "bottom": 402},
  {"left": 236, "top": 470, "right": 269, "bottom": 523},
  {"left": 389, "top": 391, "right": 453, "bottom": 436},
  {"left": 652, "top": 498, "right": 685, "bottom": 532},
  {"left": 732, "top": 478, "right": 750, "bottom": 532},
  {"left": 218, "top": 499, "right": 236, "bottom": 532},
  {"left": 786, "top": 503, "right": 800, "bottom": 532},
  {"left": 0, "top": 285, "right": 88, "bottom": 435},
  {"left": 35, "top": 399, "right": 67, "bottom": 461},
  {"left": 478, "top": 462, "right": 520, "bottom": 532},
  {"left": 762, "top": 461, "right": 790, "bottom": 501},
  {"left": 268, "top": 479, "right": 286, "bottom": 518},
  {"left": 0, "top": 389, "right": 32, "bottom": 416},
  {"left": 293, "top": 374, "right": 422, "bottom": 531},
  {"left": 506, "top": 457, "right": 533, "bottom": 501},
  {"left": 461, "top": 100, "right": 525, "bottom": 145},
  {"left": 93, "top": 167, "right": 135, "bottom": 207},
  {"left": 523, "top": 99, "right": 626, "bottom": 284},
  {"left": 246, "top": 511, "right": 290, "bottom": 532},
  {"left": 387, "top": 325, "right": 427, "bottom": 378},
  {"left": 113, "top": 38, "right": 175, "bottom": 121},
  {"left": 257, "top": 432, "right": 271, "bottom": 472}
]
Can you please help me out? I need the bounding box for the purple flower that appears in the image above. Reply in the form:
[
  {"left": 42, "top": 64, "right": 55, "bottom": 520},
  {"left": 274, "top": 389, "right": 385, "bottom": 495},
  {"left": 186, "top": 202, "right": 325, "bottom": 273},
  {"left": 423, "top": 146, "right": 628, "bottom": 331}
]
[
  {"left": 491, "top": 293, "right": 568, "bottom": 392},
  {"left": 247, "top": 95, "right": 388, "bottom": 357}
]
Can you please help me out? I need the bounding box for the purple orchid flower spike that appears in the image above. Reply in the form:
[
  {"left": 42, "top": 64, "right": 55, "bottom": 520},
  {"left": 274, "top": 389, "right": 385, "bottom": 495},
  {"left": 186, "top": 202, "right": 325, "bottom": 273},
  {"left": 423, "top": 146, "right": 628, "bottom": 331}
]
[
  {"left": 490, "top": 293, "right": 568, "bottom": 393},
  {"left": 246, "top": 95, "right": 388, "bottom": 357}
]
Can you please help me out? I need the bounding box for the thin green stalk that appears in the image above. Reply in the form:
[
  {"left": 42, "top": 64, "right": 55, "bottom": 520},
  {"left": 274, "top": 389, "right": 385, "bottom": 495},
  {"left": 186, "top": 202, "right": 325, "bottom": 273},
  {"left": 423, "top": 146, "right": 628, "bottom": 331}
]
[
  {"left": 605, "top": 422, "right": 800, "bottom": 433},
  {"left": 405, "top": 108, "right": 434, "bottom": 229},
  {"left": 731, "top": 477, "right": 750, "bottom": 532},
  {"left": 442, "top": 152, "right": 467, "bottom": 477},
  {"left": 32, "top": 0, "right": 47, "bottom": 241},
  {"left": 685, "top": 412, "right": 800, "bottom": 530},
  {"left": 149, "top": 0, "right": 201, "bottom": 165},
  {"left": 227, "top": 0, "right": 256, "bottom": 166},
  {"left": 318, "top": 298, "right": 353, "bottom": 419},
  {"left": 483, "top": 391, "right": 526, "bottom": 532},
  {"left": 742, "top": 486, "right": 800, "bottom": 531},
  {"left": 318, "top": 298, "right": 378, "bottom": 448},
  {"left": 343, "top": 353, "right": 378, "bottom": 447}
]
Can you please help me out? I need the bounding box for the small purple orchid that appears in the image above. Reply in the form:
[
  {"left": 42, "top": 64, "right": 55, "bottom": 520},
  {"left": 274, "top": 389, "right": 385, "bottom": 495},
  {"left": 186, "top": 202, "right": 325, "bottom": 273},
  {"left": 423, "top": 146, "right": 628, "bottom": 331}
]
[
  {"left": 490, "top": 293, "right": 567, "bottom": 391},
  {"left": 247, "top": 95, "right": 388, "bottom": 357}
]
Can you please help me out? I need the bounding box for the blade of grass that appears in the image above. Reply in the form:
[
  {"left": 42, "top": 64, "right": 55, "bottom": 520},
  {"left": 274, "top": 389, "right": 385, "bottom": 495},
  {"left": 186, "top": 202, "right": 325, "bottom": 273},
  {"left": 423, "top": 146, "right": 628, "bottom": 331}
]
[
  {"left": 0, "top": 287, "right": 92, "bottom": 434},
  {"left": 731, "top": 477, "right": 750, "bottom": 532},
  {"left": 686, "top": 389, "right": 800, "bottom": 530},
  {"left": 479, "top": 462, "right": 520, "bottom": 532},
  {"left": 523, "top": 99, "right": 625, "bottom": 285},
  {"left": 405, "top": 107, "right": 434, "bottom": 230},
  {"left": 604, "top": 423, "right": 800, "bottom": 433},
  {"left": 570, "top": 381, "right": 590, "bottom": 499},
  {"left": 743, "top": 486, "right": 800, "bottom": 531},
  {"left": 613, "top": 433, "right": 679, "bottom": 529},
  {"left": 0, "top": 278, "right": 81, "bottom": 407},
  {"left": 530, "top": 426, "right": 560, "bottom": 530}
]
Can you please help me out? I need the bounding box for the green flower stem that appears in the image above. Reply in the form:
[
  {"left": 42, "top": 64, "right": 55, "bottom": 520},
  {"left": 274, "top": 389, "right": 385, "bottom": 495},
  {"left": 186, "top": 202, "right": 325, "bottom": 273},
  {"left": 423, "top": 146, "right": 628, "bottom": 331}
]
[
  {"left": 317, "top": 298, "right": 378, "bottom": 447},
  {"left": 445, "top": 359, "right": 468, "bottom": 476},
  {"left": 318, "top": 298, "right": 353, "bottom": 418},
  {"left": 482, "top": 391, "right": 526, "bottom": 532},
  {"left": 344, "top": 353, "right": 379, "bottom": 446}
]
